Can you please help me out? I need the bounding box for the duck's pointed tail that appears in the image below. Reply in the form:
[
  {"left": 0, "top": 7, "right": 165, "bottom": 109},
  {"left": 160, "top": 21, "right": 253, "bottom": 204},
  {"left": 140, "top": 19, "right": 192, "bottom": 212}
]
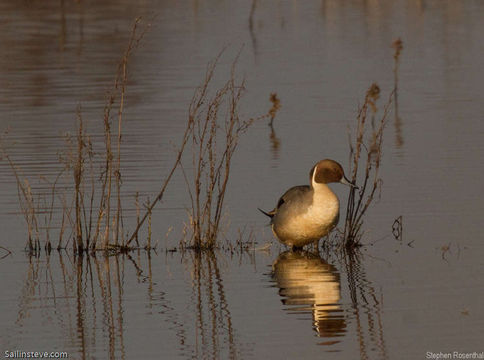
[{"left": 258, "top": 207, "right": 275, "bottom": 218}]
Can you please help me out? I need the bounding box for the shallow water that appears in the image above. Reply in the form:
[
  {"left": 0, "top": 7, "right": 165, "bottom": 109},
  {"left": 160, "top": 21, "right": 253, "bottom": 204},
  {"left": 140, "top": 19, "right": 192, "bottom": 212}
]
[{"left": 1, "top": 1, "right": 484, "bottom": 359}]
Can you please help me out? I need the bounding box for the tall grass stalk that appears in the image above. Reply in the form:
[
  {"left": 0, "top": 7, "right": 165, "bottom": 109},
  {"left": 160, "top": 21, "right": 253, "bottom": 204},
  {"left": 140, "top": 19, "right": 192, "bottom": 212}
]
[
  {"left": 3, "top": 30, "right": 275, "bottom": 254},
  {"left": 1, "top": 18, "right": 150, "bottom": 253},
  {"left": 343, "top": 84, "right": 394, "bottom": 247},
  {"left": 341, "top": 39, "right": 403, "bottom": 249},
  {"left": 392, "top": 38, "right": 404, "bottom": 148},
  {"left": 0, "top": 137, "right": 39, "bottom": 251},
  {"left": 181, "top": 54, "right": 277, "bottom": 250}
]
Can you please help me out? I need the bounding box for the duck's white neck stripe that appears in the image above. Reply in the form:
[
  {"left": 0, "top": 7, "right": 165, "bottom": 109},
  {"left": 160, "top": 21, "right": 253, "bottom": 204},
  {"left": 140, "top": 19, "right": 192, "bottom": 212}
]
[{"left": 311, "top": 164, "right": 318, "bottom": 187}]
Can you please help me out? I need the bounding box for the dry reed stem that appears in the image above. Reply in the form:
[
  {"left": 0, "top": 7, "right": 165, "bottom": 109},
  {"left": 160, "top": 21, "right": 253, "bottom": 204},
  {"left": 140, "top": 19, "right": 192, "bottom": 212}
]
[
  {"left": 0, "top": 140, "right": 40, "bottom": 251},
  {"left": 392, "top": 38, "right": 404, "bottom": 147},
  {"left": 91, "top": 17, "right": 148, "bottom": 250},
  {"left": 146, "top": 198, "right": 152, "bottom": 249},
  {"left": 343, "top": 85, "right": 394, "bottom": 247},
  {"left": 57, "top": 192, "right": 75, "bottom": 249},
  {"left": 25, "top": 181, "right": 40, "bottom": 250},
  {"left": 1, "top": 19, "right": 150, "bottom": 253},
  {"left": 125, "top": 117, "right": 192, "bottom": 246},
  {"left": 181, "top": 52, "right": 278, "bottom": 249},
  {"left": 182, "top": 54, "right": 239, "bottom": 248},
  {"left": 39, "top": 170, "right": 65, "bottom": 249},
  {"left": 58, "top": 211, "right": 66, "bottom": 249},
  {"left": 86, "top": 135, "right": 95, "bottom": 241},
  {"left": 102, "top": 93, "right": 113, "bottom": 249},
  {"left": 135, "top": 192, "right": 140, "bottom": 247},
  {"left": 113, "top": 17, "right": 146, "bottom": 246},
  {"left": 74, "top": 111, "right": 84, "bottom": 252},
  {"left": 4, "top": 26, "right": 282, "bottom": 255}
]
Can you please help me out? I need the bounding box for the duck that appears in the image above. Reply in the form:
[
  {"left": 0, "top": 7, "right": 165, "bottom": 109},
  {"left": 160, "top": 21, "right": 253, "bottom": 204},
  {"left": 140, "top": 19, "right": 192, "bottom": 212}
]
[{"left": 259, "top": 159, "right": 355, "bottom": 250}]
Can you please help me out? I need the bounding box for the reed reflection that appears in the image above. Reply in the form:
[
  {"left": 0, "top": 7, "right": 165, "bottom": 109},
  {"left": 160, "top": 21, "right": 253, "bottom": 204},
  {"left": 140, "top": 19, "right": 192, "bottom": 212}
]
[
  {"left": 13, "top": 253, "right": 127, "bottom": 360},
  {"left": 267, "top": 93, "right": 282, "bottom": 160},
  {"left": 269, "top": 123, "right": 281, "bottom": 160},
  {"left": 249, "top": 0, "right": 259, "bottom": 58},
  {"left": 186, "top": 251, "right": 240, "bottom": 360},
  {"left": 272, "top": 251, "right": 346, "bottom": 345},
  {"left": 9, "top": 246, "right": 245, "bottom": 359},
  {"left": 343, "top": 250, "right": 388, "bottom": 360}
]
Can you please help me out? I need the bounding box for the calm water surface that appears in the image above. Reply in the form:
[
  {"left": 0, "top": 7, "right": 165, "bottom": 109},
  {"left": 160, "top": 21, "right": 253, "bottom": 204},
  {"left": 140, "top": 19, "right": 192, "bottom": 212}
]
[{"left": 1, "top": 1, "right": 484, "bottom": 359}]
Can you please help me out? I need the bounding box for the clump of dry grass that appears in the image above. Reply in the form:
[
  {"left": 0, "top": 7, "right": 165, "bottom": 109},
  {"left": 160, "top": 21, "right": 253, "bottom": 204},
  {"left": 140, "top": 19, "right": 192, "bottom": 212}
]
[
  {"left": 1, "top": 128, "right": 41, "bottom": 252},
  {"left": 335, "top": 38, "right": 405, "bottom": 249},
  {"left": 63, "top": 17, "right": 150, "bottom": 252},
  {"left": 180, "top": 54, "right": 279, "bottom": 250},
  {"left": 181, "top": 55, "right": 249, "bottom": 250},
  {"left": 1, "top": 18, "right": 152, "bottom": 254},
  {"left": 342, "top": 83, "right": 394, "bottom": 248},
  {"left": 0, "top": 128, "right": 67, "bottom": 253},
  {"left": 3, "top": 28, "right": 272, "bottom": 254}
]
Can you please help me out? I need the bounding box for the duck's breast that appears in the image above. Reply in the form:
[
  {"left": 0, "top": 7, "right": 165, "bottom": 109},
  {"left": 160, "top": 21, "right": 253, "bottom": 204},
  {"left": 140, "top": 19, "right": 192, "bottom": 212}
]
[{"left": 272, "top": 188, "right": 339, "bottom": 246}]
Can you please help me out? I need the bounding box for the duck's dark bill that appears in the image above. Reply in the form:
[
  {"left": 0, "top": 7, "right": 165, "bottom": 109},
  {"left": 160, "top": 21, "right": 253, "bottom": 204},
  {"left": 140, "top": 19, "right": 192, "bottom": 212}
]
[{"left": 340, "top": 176, "right": 358, "bottom": 188}]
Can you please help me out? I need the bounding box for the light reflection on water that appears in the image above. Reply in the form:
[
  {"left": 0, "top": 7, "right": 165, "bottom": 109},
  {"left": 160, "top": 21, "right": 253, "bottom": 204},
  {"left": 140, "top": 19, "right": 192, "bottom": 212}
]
[
  {"left": 1, "top": 249, "right": 389, "bottom": 359},
  {"left": 1, "top": 0, "right": 484, "bottom": 359},
  {"left": 271, "top": 251, "right": 346, "bottom": 346}
]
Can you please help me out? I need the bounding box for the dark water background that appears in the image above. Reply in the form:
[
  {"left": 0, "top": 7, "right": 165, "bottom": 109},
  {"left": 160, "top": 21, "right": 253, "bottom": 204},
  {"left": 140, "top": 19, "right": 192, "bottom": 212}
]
[{"left": 1, "top": 1, "right": 483, "bottom": 359}]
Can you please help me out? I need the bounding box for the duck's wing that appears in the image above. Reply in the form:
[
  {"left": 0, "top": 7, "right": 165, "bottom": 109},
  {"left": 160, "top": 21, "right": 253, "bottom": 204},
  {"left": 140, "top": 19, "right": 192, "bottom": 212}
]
[
  {"left": 259, "top": 185, "right": 310, "bottom": 219},
  {"left": 278, "top": 185, "right": 311, "bottom": 205}
]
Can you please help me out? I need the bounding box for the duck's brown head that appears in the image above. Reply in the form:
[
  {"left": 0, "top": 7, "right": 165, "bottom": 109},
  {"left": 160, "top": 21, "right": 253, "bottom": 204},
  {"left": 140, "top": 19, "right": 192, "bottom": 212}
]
[{"left": 309, "top": 159, "right": 355, "bottom": 187}]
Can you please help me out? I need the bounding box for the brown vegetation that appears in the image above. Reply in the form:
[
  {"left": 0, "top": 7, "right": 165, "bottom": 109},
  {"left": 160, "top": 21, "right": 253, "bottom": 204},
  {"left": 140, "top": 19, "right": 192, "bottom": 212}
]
[
  {"left": 180, "top": 54, "right": 279, "bottom": 250},
  {"left": 1, "top": 17, "right": 399, "bottom": 255},
  {"left": 341, "top": 38, "right": 403, "bottom": 248},
  {"left": 1, "top": 20, "right": 278, "bottom": 254},
  {"left": 1, "top": 18, "right": 150, "bottom": 254},
  {"left": 342, "top": 84, "right": 394, "bottom": 248}
]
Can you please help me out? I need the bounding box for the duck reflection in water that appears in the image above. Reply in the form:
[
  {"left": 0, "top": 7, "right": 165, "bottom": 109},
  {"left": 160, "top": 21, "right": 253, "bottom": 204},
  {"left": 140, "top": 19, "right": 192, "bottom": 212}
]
[{"left": 272, "top": 251, "right": 346, "bottom": 344}]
